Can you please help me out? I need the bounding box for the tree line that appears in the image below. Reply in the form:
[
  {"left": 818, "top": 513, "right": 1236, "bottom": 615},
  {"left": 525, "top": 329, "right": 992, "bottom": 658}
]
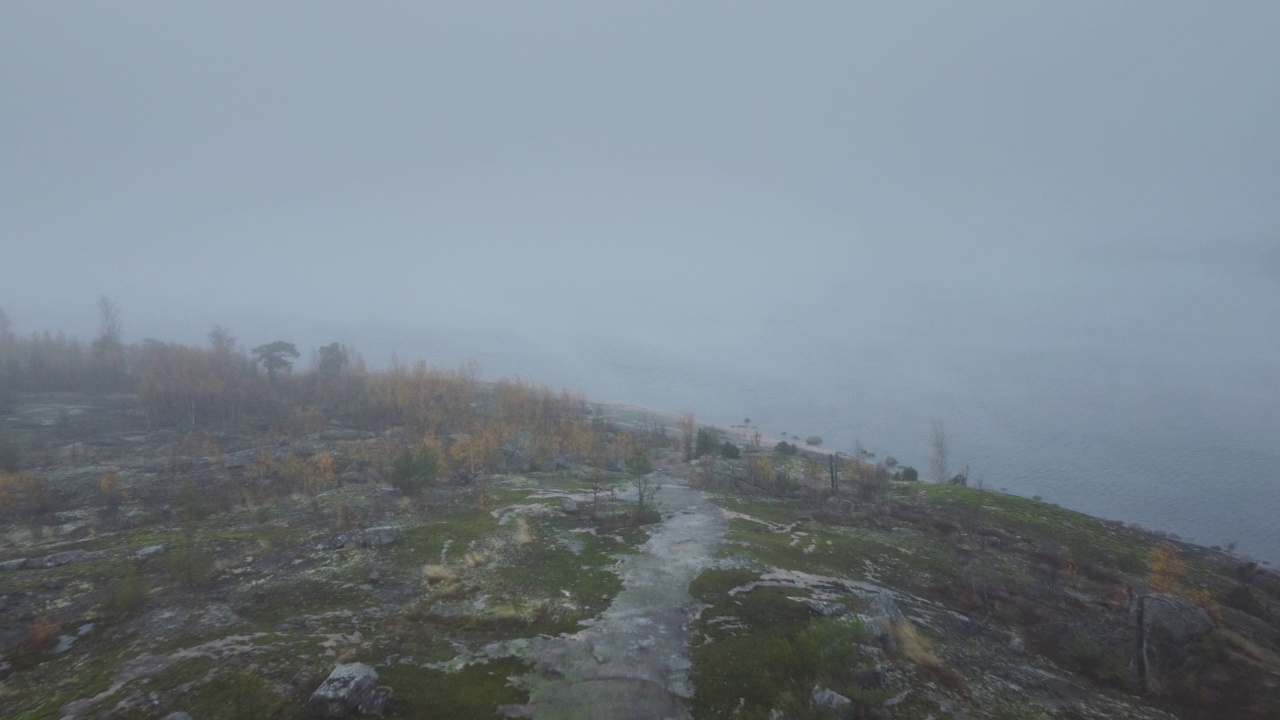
[
  {"left": 1, "top": 300, "right": 634, "bottom": 476},
  {"left": 0, "top": 301, "right": 599, "bottom": 433}
]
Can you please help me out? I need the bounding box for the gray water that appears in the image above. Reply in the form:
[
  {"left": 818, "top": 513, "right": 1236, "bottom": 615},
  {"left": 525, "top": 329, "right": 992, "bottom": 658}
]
[
  {"left": 6, "top": 3, "right": 1279, "bottom": 565},
  {"left": 296, "top": 255, "right": 1278, "bottom": 565}
]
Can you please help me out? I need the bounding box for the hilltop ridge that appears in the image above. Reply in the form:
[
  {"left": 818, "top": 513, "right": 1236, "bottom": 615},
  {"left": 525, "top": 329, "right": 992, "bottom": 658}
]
[{"left": 1, "top": 382, "right": 1278, "bottom": 719}]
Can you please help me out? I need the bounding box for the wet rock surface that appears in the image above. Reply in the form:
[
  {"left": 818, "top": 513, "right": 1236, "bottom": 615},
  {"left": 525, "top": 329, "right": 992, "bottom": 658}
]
[{"left": 499, "top": 477, "right": 728, "bottom": 720}]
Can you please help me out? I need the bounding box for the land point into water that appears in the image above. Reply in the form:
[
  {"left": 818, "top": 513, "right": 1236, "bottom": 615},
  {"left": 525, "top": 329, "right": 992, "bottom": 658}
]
[{"left": 2, "top": 379, "right": 1278, "bottom": 720}]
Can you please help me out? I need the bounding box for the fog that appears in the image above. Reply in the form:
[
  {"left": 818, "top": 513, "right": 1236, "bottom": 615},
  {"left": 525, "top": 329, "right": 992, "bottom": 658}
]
[{"left": 3, "top": 3, "right": 1278, "bottom": 555}]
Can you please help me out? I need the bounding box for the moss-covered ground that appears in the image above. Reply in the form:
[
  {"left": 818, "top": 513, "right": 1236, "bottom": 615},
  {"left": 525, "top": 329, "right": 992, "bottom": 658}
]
[
  {"left": 689, "top": 567, "right": 881, "bottom": 719},
  {"left": 0, "top": 470, "right": 649, "bottom": 719}
]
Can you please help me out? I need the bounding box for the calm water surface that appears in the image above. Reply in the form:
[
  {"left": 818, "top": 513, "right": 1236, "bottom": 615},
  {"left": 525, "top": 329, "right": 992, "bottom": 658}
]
[{"left": 358, "top": 260, "right": 1280, "bottom": 563}]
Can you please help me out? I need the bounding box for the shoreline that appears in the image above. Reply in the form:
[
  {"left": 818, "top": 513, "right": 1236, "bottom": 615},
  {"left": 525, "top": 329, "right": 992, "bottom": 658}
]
[{"left": 593, "top": 397, "right": 1273, "bottom": 566}]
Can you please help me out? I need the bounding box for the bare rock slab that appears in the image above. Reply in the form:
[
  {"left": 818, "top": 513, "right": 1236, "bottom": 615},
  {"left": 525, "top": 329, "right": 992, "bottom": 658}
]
[
  {"left": 309, "top": 663, "right": 391, "bottom": 718},
  {"left": 1138, "top": 593, "right": 1214, "bottom": 645},
  {"left": 32, "top": 550, "right": 89, "bottom": 569}
]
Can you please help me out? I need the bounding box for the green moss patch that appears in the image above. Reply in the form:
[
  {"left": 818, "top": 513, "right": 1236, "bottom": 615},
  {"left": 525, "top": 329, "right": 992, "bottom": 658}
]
[
  {"left": 689, "top": 567, "right": 879, "bottom": 720},
  {"left": 387, "top": 510, "right": 497, "bottom": 569},
  {"left": 380, "top": 658, "right": 530, "bottom": 719},
  {"left": 917, "top": 484, "right": 1156, "bottom": 573},
  {"left": 231, "top": 578, "right": 375, "bottom": 627},
  {"left": 179, "top": 668, "right": 286, "bottom": 720}
]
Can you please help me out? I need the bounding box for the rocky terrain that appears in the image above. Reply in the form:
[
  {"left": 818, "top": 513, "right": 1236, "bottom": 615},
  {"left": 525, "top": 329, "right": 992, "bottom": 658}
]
[{"left": 2, "top": 393, "right": 1279, "bottom": 719}]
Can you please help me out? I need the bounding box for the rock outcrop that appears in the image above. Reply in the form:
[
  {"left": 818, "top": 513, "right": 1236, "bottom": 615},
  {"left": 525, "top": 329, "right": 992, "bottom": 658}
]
[
  {"left": 863, "top": 589, "right": 905, "bottom": 636},
  {"left": 135, "top": 545, "right": 165, "bottom": 562},
  {"left": 3, "top": 550, "right": 91, "bottom": 571},
  {"left": 308, "top": 663, "right": 390, "bottom": 718},
  {"left": 1132, "top": 593, "right": 1215, "bottom": 689},
  {"left": 358, "top": 526, "right": 400, "bottom": 547},
  {"left": 316, "top": 526, "right": 401, "bottom": 551},
  {"left": 812, "top": 687, "right": 852, "bottom": 709},
  {"left": 1137, "top": 593, "right": 1215, "bottom": 645},
  {"left": 502, "top": 431, "right": 534, "bottom": 473}
]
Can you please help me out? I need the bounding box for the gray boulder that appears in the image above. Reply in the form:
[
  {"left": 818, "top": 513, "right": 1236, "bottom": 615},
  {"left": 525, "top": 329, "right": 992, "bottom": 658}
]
[
  {"left": 867, "top": 589, "right": 904, "bottom": 623},
  {"left": 560, "top": 497, "right": 579, "bottom": 515},
  {"left": 33, "top": 550, "right": 88, "bottom": 569},
  {"left": 316, "top": 533, "right": 350, "bottom": 551},
  {"left": 0, "top": 558, "right": 28, "bottom": 572},
  {"left": 799, "top": 598, "right": 848, "bottom": 617},
  {"left": 163, "top": 713, "right": 194, "bottom": 720},
  {"left": 53, "top": 635, "right": 77, "bottom": 654},
  {"left": 502, "top": 431, "right": 534, "bottom": 473},
  {"left": 1133, "top": 592, "right": 1216, "bottom": 688},
  {"left": 1136, "top": 593, "right": 1214, "bottom": 645},
  {"left": 309, "top": 663, "right": 390, "bottom": 718},
  {"left": 358, "top": 526, "right": 400, "bottom": 548},
  {"left": 862, "top": 588, "right": 905, "bottom": 639},
  {"left": 812, "top": 687, "right": 852, "bottom": 709},
  {"left": 136, "top": 545, "right": 166, "bottom": 562}
]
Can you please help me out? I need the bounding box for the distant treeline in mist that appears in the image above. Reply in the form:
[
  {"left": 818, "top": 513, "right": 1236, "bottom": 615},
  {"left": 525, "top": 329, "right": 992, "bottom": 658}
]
[{"left": 0, "top": 301, "right": 634, "bottom": 474}]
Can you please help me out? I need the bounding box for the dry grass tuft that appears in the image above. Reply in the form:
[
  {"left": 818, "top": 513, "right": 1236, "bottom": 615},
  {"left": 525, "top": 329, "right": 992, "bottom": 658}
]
[
  {"left": 887, "top": 619, "right": 941, "bottom": 669},
  {"left": 492, "top": 604, "right": 522, "bottom": 621},
  {"left": 422, "top": 564, "right": 458, "bottom": 584},
  {"left": 515, "top": 517, "right": 534, "bottom": 546},
  {"left": 888, "top": 619, "right": 968, "bottom": 692},
  {"left": 20, "top": 616, "right": 61, "bottom": 655},
  {"left": 463, "top": 551, "right": 490, "bottom": 569},
  {"left": 1217, "top": 628, "right": 1280, "bottom": 673},
  {"left": 433, "top": 582, "right": 472, "bottom": 600}
]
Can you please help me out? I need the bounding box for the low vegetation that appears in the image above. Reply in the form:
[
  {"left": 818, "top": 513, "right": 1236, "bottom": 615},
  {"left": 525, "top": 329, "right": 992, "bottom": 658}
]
[{"left": 1, "top": 304, "right": 1277, "bottom": 719}]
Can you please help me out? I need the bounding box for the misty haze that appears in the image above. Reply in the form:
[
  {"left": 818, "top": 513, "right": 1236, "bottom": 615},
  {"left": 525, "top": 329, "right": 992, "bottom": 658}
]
[{"left": 2, "top": 3, "right": 1278, "bottom": 720}]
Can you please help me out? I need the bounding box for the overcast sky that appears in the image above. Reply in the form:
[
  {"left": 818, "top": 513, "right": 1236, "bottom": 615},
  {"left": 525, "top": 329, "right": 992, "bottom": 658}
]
[{"left": 2, "top": 2, "right": 1277, "bottom": 357}]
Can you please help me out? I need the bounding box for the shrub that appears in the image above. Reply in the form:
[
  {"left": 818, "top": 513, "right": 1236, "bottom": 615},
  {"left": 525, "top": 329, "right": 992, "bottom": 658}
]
[
  {"left": 391, "top": 445, "right": 438, "bottom": 495},
  {"left": 98, "top": 472, "right": 127, "bottom": 520},
  {"left": 195, "top": 670, "right": 284, "bottom": 720},
  {"left": 898, "top": 466, "right": 919, "bottom": 482},
  {"left": 280, "top": 454, "right": 305, "bottom": 493},
  {"left": 305, "top": 451, "right": 336, "bottom": 495},
  {"left": 262, "top": 523, "right": 293, "bottom": 549},
  {"left": 774, "top": 441, "right": 798, "bottom": 455},
  {"left": 694, "top": 428, "right": 719, "bottom": 458},
  {"left": 422, "top": 564, "right": 458, "bottom": 584},
  {"left": 104, "top": 565, "right": 146, "bottom": 614},
  {"left": 625, "top": 446, "right": 652, "bottom": 477},
  {"left": 1068, "top": 635, "right": 1128, "bottom": 687},
  {"left": 20, "top": 616, "right": 61, "bottom": 655},
  {"left": 173, "top": 480, "right": 209, "bottom": 524},
  {"left": 0, "top": 471, "right": 51, "bottom": 521},
  {"left": 720, "top": 441, "right": 741, "bottom": 459},
  {"left": 1149, "top": 543, "right": 1185, "bottom": 593},
  {"left": 168, "top": 540, "right": 213, "bottom": 587}
]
